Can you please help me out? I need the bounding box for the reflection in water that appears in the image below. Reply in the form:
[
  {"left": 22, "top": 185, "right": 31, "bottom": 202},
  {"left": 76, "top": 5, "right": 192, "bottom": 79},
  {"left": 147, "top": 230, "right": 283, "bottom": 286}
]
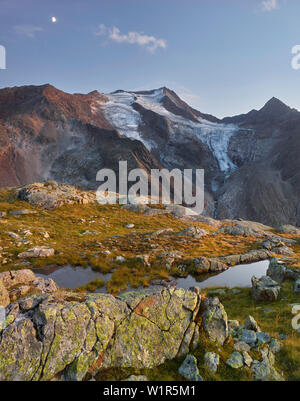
[
  {"left": 34, "top": 265, "right": 112, "bottom": 291},
  {"left": 33, "top": 260, "right": 270, "bottom": 293},
  {"left": 175, "top": 260, "right": 270, "bottom": 290}
]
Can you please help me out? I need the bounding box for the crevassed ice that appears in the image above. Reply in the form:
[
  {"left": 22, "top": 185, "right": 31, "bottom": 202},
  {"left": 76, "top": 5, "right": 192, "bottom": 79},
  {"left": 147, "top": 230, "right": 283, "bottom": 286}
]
[{"left": 100, "top": 89, "right": 239, "bottom": 175}]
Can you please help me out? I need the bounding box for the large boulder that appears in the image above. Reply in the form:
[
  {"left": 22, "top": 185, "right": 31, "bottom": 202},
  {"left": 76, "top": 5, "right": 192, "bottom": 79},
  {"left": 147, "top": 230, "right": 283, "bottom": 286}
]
[
  {"left": 251, "top": 276, "right": 281, "bottom": 302},
  {"left": 0, "top": 286, "right": 205, "bottom": 381}
]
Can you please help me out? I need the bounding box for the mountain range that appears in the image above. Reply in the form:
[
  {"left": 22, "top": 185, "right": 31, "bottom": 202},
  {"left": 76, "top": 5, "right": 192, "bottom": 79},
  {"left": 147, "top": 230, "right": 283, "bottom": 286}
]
[{"left": 0, "top": 83, "right": 299, "bottom": 226}]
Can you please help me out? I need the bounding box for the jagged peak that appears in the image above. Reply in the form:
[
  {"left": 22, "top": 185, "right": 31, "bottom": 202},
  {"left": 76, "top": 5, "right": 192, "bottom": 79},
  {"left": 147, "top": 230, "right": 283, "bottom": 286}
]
[{"left": 260, "top": 96, "right": 291, "bottom": 111}]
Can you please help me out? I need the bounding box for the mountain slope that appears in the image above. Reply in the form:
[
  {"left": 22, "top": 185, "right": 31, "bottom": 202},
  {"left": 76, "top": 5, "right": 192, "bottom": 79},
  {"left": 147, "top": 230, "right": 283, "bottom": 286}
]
[{"left": 0, "top": 83, "right": 299, "bottom": 226}]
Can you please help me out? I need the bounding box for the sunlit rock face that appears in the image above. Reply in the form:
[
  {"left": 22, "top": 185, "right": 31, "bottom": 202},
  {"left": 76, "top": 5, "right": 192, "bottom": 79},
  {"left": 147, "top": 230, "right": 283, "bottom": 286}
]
[{"left": 0, "top": 84, "right": 300, "bottom": 226}]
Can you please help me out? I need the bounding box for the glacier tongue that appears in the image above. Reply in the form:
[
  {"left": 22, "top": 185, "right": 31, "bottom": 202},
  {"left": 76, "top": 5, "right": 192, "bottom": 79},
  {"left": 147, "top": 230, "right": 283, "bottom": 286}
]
[{"left": 99, "top": 89, "right": 239, "bottom": 175}]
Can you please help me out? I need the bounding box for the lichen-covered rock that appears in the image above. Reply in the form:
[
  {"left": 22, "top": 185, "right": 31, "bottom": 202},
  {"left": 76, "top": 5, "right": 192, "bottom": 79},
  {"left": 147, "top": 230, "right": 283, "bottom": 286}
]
[
  {"left": 234, "top": 341, "right": 251, "bottom": 352},
  {"left": 178, "top": 354, "right": 203, "bottom": 381},
  {"left": 201, "top": 297, "right": 228, "bottom": 345},
  {"left": 238, "top": 329, "right": 257, "bottom": 347},
  {"left": 251, "top": 276, "right": 281, "bottom": 302},
  {"left": 185, "top": 257, "right": 210, "bottom": 274},
  {"left": 204, "top": 352, "right": 219, "bottom": 374},
  {"left": 245, "top": 315, "right": 261, "bottom": 332},
  {"left": 226, "top": 352, "right": 244, "bottom": 369},
  {"left": 269, "top": 339, "right": 282, "bottom": 354},
  {"left": 0, "top": 287, "right": 204, "bottom": 381},
  {"left": 256, "top": 332, "right": 271, "bottom": 345}
]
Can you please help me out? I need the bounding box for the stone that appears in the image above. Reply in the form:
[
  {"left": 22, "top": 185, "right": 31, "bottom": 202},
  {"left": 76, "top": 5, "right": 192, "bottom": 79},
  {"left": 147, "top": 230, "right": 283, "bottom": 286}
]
[
  {"left": 228, "top": 320, "right": 240, "bottom": 330},
  {"left": 8, "top": 232, "right": 20, "bottom": 240},
  {"left": 176, "top": 226, "right": 209, "bottom": 238},
  {"left": 186, "top": 257, "right": 210, "bottom": 274},
  {"left": 245, "top": 315, "right": 261, "bottom": 332},
  {"left": 18, "top": 246, "right": 55, "bottom": 258},
  {"left": 204, "top": 352, "right": 219, "bottom": 374},
  {"left": 269, "top": 339, "right": 282, "bottom": 354},
  {"left": 238, "top": 329, "right": 257, "bottom": 346},
  {"left": 267, "top": 257, "right": 300, "bottom": 283},
  {"left": 294, "top": 279, "right": 300, "bottom": 293},
  {"left": 272, "top": 246, "right": 295, "bottom": 256},
  {"left": 150, "top": 228, "right": 173, "bottom": 238},
  {"left": 261, "top": 346, "right": 275, "bottom": 366},
  {"left": 0, "top": 269, "right": 36, "bottom": 288},
  {"left": 114, "top": 256, "right": 125, "bottom": 263},
  {"left": 218, "top": 223, "right": 266, "bottom": 237},
  {"left": 9, "top": 209, "right": 36, "bottom": 215},
  {"left": 166, "top": 205, "right": 198, "bottom": 218},
  {"left": 242, "top": 351, "right": 253, "bottom": 367},
  {"left": 32, "top": 278, "right": 58, "bottom": 294},
  {"left": 278, "top": 334, "right": 287, "bottom": 340},
  {"left": 201, "top": 297, "right": 228, "bottom": 345},
  {"left": 256, "top": 332, "right": 271, "bottom": 345},
  {"left": 226, "top": 352, "right": 244, "bottom": 369},
  {"left": 178, "top": 355, "right": 203, "bottom": 381},
  {"left": 251, "top": 275, "right": 281, "bottom": 302},
  {"left": 234, "top": 341, "right": 251, "bottom": 352},
  {"left": 209, "top": 258, "right": 228, "bottom": 273}
]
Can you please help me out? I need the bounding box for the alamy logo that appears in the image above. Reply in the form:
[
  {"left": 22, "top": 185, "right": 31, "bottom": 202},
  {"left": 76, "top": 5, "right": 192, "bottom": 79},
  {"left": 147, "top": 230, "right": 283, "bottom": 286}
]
[
  {"left": 96, "top": 161, "right": 204, "bottom": 215},
  {"left": 0, "top": 45, "right": 6, "bottom": 69},
  {"left": 292, "top": 304, "right": 300, "bottom": 331},
  {"left": 291, "top": 45, "right": 300, "bottom": 70}
]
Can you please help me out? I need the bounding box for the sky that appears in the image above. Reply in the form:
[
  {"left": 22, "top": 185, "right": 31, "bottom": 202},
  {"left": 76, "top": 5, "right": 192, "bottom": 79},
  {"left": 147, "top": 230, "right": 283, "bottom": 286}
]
[{"left": 0, "top": 0, "right": 300, "bottom": 118}]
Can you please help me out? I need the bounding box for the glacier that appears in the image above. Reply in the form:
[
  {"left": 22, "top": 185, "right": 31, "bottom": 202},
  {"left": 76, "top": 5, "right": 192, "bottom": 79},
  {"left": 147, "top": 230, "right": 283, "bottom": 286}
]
[{"left": 99, "top": 89, "right": 239, "bottom": 175}]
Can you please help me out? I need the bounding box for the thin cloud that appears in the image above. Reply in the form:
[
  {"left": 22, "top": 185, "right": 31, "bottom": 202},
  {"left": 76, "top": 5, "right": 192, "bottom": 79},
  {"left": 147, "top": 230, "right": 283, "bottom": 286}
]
[
  {"left": 95, "top": 24, "right": 167, "bottom": 53},
  {"left": 261, "top": 0, "right": 279, "bottom": 11},
  {"left": 14, "top": 25, "right": 43, "bottom": 38}
]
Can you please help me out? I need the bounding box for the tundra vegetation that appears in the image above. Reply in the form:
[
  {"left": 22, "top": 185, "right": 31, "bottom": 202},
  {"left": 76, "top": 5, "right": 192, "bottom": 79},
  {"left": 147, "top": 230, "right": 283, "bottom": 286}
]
[{"left": 0, "top": 184, "right": 299, "bottom": 381}]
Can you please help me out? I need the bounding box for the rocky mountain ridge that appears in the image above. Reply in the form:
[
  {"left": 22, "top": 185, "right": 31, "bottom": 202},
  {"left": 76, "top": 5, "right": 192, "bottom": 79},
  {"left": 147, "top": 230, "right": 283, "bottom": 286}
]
[{"left": 0, "top": 84, "right": 299, "bottom": 226}]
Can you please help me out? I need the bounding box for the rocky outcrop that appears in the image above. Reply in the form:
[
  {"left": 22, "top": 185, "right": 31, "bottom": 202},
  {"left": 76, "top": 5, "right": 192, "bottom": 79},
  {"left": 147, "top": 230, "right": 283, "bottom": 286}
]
[
  {"left": 0, "top": 269, "right": 58, "bottom": 306},
  {"left": 267, "top": 258, "right": 300, "bottom": 283},
  {"left": 251, "top": 276, "right": 281, "bottom": 302},
  {"left": 185, "top": 249, "right": 271, "bottom": 275},
  {"left": 17, "top": 182, "right": 97, "bottom": 209},
  {"left": 0, "top": 286, "right": 228, "bottom": 381}
]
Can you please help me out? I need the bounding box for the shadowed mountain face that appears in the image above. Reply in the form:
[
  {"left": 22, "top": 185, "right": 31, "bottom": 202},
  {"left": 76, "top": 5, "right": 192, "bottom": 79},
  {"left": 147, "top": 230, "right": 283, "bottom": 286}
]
[{"left": 0, "top": 83, "right": 299, "bottom": 226}]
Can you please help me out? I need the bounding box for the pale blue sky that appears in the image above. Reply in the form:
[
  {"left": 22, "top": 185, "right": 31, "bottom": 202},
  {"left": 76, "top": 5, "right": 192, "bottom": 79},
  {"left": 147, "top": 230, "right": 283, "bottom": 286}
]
[{"left": 0, "top": 0, "right": 300, "bottom": 117}]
